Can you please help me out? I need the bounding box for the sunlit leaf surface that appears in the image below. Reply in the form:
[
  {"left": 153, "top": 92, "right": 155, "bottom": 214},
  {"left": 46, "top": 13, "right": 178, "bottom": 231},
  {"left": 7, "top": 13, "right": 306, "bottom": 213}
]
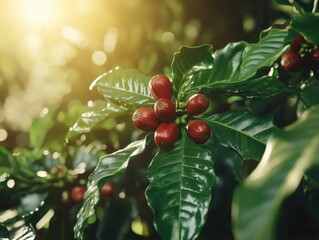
[
  {"left": 205, "top": 110, "right": 275, "bottom": 160},
  {"left": 240, "top": 29, "right": 288, "bottom": 81},
  {"left": 146, "top": 130, "right": 215, "bottom": 240},
  {"left": 171, "top": 44, "right": 214, "bottom": 100},
  {"left": 66, "top": 99, "right": 128, "bottom": 140},
  {"left": 90, "top": 67, "right": 154, "bottom": 108}
]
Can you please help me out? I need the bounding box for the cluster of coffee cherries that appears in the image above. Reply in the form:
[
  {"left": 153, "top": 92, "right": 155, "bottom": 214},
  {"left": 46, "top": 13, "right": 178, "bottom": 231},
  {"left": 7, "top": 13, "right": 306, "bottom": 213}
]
[
  {"left": 280, "top": 33, "right": 319, "bottom": 72},
  {"left": 132, "top": 74, "right": 211, "bottom": 149}
]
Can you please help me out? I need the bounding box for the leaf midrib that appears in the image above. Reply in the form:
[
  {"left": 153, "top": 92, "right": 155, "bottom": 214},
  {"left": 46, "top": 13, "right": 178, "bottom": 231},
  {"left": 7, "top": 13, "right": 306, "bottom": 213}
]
[
  {"left": 98, "top": 84, "right": 153, "bottom": 101},
  {"left": 178, "top": 136, "right": 187, "bottom": 239}
]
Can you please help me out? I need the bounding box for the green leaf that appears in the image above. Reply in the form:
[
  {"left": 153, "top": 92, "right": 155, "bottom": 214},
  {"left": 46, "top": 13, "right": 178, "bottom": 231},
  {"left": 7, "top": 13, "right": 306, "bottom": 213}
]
[
  {"left": 90, "top": 67, "right": 154, "bottom": 108},
  {"left": 29, "top": 104, "right": 59, "bottom": 149},
  {"left": 146, "top": 130, "right": 215, "bottom": 240},
  {"left": 232, "top": 105, "right": 319, "bottom": 240},
  {"left": 74, "top": 135, "right": 152, "bottom": 240},
  {"left": 204, "top": 110, "right": 275, "bottom": 160},
  {"left": 182, "top": 42, "right": 296, "bottom": 98},
  {"left": 185, "top": 42, "right": 245, "bottom": 93},
  {"left": 171, "top": 45, "right": 214, "bottom": 99},
  {"left": 66, "top": 99, "right": 128, "bottom": 140},
  {"left": 0, "top": 147, "right": 11, "bottom": 175},
  {"left": 230, "top": 75, "right": 299, "bottom": 98},
  {"left": 240, "top": 29, "right": 288, "bottom": 81},
  {"left": 300, "top": 77, "right": 319, "bottom": 108},
  {"left": 292, "top": 14, "right": 319, "bottom": 45}
]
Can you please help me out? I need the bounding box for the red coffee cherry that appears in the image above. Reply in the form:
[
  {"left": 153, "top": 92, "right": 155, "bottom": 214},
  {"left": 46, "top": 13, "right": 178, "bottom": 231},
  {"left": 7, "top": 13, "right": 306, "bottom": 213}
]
[
  {"left": 154, "top": 98, "right": 176, "bottom": 122},
  {"left": 149, "top": 74, "right": 173, "bottom": 100},
  {"left": 101, "top": 183, "right": 114, "bottom": 198},
  {"left": 132, "top": 108, "right": 160, "bottom": 132},
  {"left": 186, "top": 93, "right": 209, "bottom": 116},
  {"left": 290, "top": 34, "right": 305, "bottom": 53},
  {"left": 70, "top": 186, "right": 86, "bottom": 202},
  {"left": 280, "top": 50, "right": 302, "bottom": 71},
  {"left": 186, "top": 120, "right": 211, "bottom": 144},
  {"left": 154, "top": 122, "right": 179, "bottom": 149}
]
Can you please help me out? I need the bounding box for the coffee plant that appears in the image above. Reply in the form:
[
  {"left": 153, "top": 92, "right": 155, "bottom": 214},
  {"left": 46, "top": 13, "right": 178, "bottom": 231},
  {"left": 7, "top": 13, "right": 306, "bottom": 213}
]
[{"left": 1, "top": 0, "right": 319, "bottom": 239}]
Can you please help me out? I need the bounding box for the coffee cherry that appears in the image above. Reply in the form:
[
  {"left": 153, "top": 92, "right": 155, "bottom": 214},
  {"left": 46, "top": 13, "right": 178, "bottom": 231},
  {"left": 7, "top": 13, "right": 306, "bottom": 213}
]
[
  {"left": 186, "top": 93, "right": 209, "bottom": 116},
  {"left": 154, "top": 122, "right": 179, "bottom": 149},
  {"left": 70, "top": 186, "right": 86, "bottom": 202},
  {"left": 187, "top": 120, "right": 211, "bottom": 144},
  {"left": 154, "top": 98, "right": 176, "bottom": 122},
  {"left": 280, "top": 50, "right": 302, "bottom": 71},
  {"left": 149, "top": 74, "right": 173, "bottom": 100},
  {"left": 132, "top": 108, "right": 160, "bottom": 132},
  {"left": 310, "top": 48, "right": 319, "bottom": 68},
  {"left": 101, "top": 183, "right": 114, "bottom": 198},
  {"left": 290, "top": 34, "right": 305, "bottom": 52}
]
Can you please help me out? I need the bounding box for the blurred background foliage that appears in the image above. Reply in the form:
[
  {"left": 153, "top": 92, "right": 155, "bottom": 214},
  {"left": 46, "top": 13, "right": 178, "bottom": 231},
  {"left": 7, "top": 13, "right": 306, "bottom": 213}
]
[
  {"left": 0, "top": 1, "right": 316, "bottom": 239},
  {"left": 0, "top": 0, "right": 307, "bottom": 150}
]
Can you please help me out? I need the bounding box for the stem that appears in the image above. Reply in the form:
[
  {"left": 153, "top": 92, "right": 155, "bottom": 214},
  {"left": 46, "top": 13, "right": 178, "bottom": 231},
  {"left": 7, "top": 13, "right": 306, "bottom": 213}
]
[{"left": 313, "top": 0, "right": 318, "bottom": 13}]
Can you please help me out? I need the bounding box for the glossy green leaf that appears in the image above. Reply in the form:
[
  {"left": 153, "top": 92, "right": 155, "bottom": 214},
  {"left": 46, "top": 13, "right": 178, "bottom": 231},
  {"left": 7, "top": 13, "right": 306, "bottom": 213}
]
[
  {"left": 171, "top": 45, "right": 214, "bottom": 99},
  {"left": 228, "top": 74, "right": 299, "bottom": 97},
  {"left": 232, "top": 105, "right": 319, "bottom": 240},
  {"left": 182, "top": 42, "right": 244, "bottom": 95},
  {"left": 66, "top": 99, "right": 128, "bottom": 140},
  {"left": 182, "top": 42, "right": 296, "bottom": 98},
  {"left": 29, "top": 104, "right": 59, "bottom": 149},
  {"left": 240, "top": 29, "right": 288, "bottom": 81},
  {"left": 204, "top": 110, "right": 275, "bottom": 160},
  {"left": 292, "top": 14, "right": 319, "bottom": 45},
  {"left": 146, "top": 130, "right": 215, "bottom": 240},
  {"left": 90, "top": 67, "right": 154, "bottom": 108},
  {"left": 74, "top": 135, "right": 152, "bottom": 240},
  {"left": 300, "top": 77, "right": 319, "bottom": 108}
]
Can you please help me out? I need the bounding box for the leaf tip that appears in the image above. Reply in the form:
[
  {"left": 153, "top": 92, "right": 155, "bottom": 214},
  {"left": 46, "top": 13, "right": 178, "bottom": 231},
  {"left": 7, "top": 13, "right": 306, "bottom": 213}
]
[{"left": 89, "top": 73, "right": 106, "bottom": 90}]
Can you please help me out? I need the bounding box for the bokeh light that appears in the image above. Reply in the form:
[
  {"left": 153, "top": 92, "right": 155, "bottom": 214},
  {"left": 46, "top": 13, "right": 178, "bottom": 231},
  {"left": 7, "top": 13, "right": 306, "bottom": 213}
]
[
  {"left": 20, "top": 0, "right": 54, "bottom": 28},
  {"left": 92, "top": 51, "right": 107, "bottom": 66},
  {"left": 0, "top": 0, "right": 284, "bottom": 149},
  {"left": 0, "top": 129, "right": 8, "bottom": 142},
  {"left": 7, "top": 179, "right": 15, "bottom": 188}
]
